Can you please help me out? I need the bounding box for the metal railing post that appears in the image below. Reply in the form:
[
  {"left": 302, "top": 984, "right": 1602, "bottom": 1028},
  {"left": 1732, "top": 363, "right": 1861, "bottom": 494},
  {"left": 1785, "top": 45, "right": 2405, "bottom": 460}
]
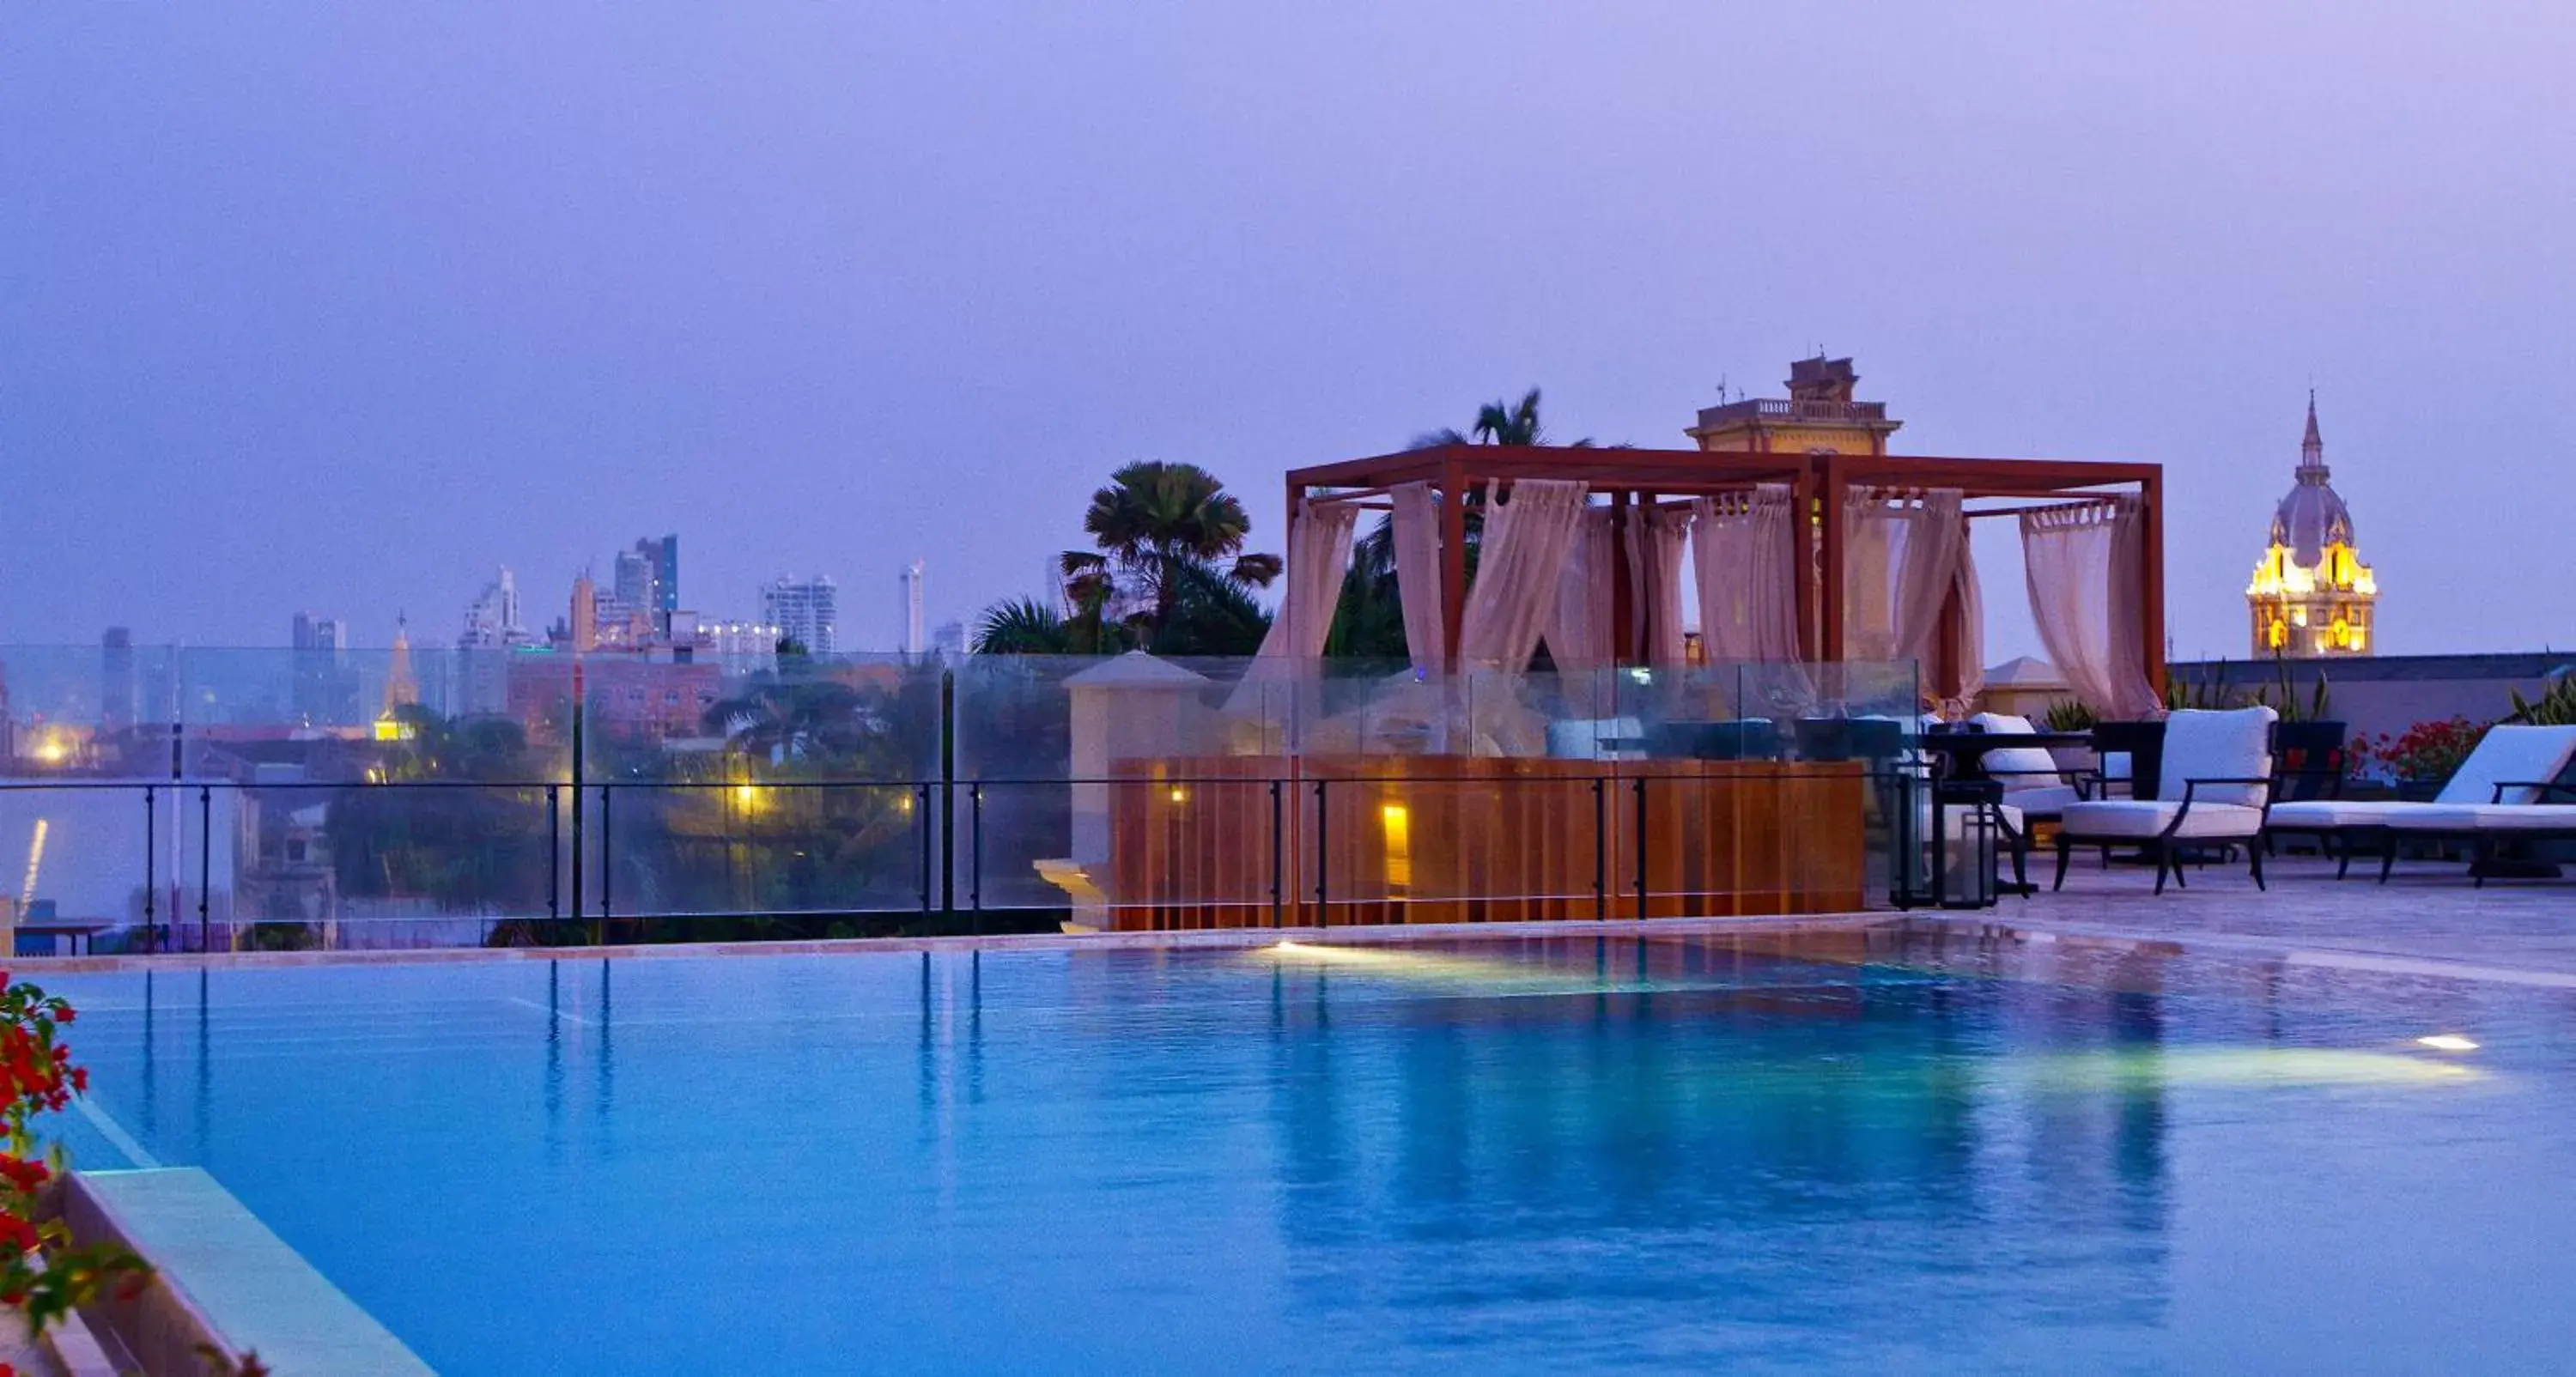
[
  {"left": 968, "top": 782, "right": 984, "bottom": 934},
  {"left": 1269, "top": 779, "right": 1285, "bottom": 928},
  {"left": 1593, "top": 776, "right": 1608, "bottom": 921},
  {"left": 197, "top": 785, "right": 212, "bottom": 954},
  {"left": 918, "top": 784, "right": 934, "bottom": 915},
  {"left": 547, "top": 784, "right": 562, "bottom": 921},
  {"left": 1312, "top": 779, "right": 1329, "bottom": 927},
  {"left": 596, "top": 784, "right": 613, "bottom": 944},
  {"left": 1631, "top": 777, "right": 1649, "bottom": 919},
  {"left": 143, "top": 786, "right": 157, "bottom": 955}
]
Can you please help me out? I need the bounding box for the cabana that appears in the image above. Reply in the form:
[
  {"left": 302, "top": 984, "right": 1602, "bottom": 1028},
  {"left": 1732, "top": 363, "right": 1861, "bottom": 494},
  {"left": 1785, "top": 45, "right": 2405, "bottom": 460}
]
[
  {"left": 1097, "top": 443, "right": 2166, "bottom": 930},
  {"left": 1272, "top": 444, "right": 2166, "bottom": 710}
]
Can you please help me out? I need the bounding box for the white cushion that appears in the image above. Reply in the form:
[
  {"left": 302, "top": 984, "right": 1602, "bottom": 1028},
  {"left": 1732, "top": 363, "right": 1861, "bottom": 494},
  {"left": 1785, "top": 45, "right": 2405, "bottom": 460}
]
[
  {"left": 1967, "top": 712, "right": 2063, "bottom": 784},
  {"left": 2059, "top": 800, "right": 2266, "bottom": 840},
  {"left": 2435, "top": 725, "right": 2576, "bottom": 806},
  {"left": 2268, "top": 799, "right": 2435, "bottom": 828},
  {"left": 2411, "top": 804, "right": 2576, "bottom": 834},
  {"left": 2002, "top": 783, "right": 2085, "bottom": 816},
  {"left": 2157, "top": 707, "right": 2277, "bottom": 808}
]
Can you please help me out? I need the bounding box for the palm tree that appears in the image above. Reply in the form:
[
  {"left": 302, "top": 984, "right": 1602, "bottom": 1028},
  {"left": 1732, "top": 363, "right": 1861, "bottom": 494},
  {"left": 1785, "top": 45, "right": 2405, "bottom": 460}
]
[
  {"left": 701, "top": 676, "right": 875, "bottom": 767},
  {"left": 1410, "top": 386, "right": 1595, "bottom": 450},
  {"left": 1060, "top": 460, "right": 1280, "bottom": 640},
  {"left": 972, "top": 598, "right": 1075, "bottom": 655}
]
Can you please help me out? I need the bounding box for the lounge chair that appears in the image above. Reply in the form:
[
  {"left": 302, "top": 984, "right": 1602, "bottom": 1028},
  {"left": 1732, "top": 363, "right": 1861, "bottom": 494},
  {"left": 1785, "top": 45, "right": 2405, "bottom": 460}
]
[
  {"left": 2265, "top": 725, "right": 2576, "bottom": 881},
  {"left": 1959, "top": 713, "right": 2098, "bottom": 892},
  {"left": 2053, "top": 707, "right": 2279, "bottom": 895}
]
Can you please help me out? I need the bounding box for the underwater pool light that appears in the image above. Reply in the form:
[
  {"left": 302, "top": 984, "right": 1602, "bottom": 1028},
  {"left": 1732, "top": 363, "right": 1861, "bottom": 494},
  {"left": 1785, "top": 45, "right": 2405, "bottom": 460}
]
[{"left": 2415, "top": 1034, "right": 2480, "bottom": 1052}]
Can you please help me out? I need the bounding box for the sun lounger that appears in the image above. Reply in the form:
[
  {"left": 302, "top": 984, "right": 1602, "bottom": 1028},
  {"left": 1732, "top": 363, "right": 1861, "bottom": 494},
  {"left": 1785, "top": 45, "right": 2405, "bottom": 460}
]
[{"left": 2266, "top": 724, "right": 2576, "bottom": 881}]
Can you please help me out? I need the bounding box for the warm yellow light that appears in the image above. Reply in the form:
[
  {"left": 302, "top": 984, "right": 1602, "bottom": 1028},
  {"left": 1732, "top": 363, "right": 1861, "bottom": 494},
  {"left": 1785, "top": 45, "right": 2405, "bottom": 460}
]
[
  {"left": 733, "top": 782, "right": 762, "bottom": 811},
  {"left": 2415, "top": 1034, "right": 2480, "bottom": 1052},
  {"left": 31, "top": 736, "right": 66, "bottom": 764},
  {"left": 372, "top": 716, "right": 408, "bottom": 743},
  {"left": 1380, "top": 803, "right": 1412, "bottom": 891},
  {"left": 1168, "top": 786, "right": 1189, "bottom": 804}
]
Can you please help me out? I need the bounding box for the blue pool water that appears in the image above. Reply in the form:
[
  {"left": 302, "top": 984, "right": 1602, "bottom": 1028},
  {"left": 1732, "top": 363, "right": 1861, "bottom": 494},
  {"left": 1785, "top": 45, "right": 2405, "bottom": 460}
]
[{"left": 37, "top": 931, "right": 2576, "bottom": 1374}]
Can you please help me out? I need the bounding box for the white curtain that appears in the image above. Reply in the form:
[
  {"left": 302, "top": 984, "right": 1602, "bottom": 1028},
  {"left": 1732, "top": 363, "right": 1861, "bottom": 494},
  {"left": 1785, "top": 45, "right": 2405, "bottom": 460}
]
[
  {"left": 1844, "top": 488, "right": 1965, "bottom": 667},
  {"left": 1389, "top": 481, "right": 1446, "bottom": 675},
  {"left": 1691, "top": 484, "right": 1802, "bottom": 663},
  {"left": 1227, "top": 497, "right": 1358, "bottom": 715},
  {"left": 2021, "top": 497, "right": 2160, "bottom": 719},
  {"left": 1542, "top": 506, "right": 1617, "bottom": 673},
  {"left": 1624, "top": 504, "right": 1692, "bottom": 668},
  {"left": 1458, "top": 479, "right": 1589, "bottom": 670}
]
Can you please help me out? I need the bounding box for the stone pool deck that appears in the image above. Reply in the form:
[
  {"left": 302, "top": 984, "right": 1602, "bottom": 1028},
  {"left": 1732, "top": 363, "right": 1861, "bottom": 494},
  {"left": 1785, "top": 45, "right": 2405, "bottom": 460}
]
[
  {"left": 1970, "top": 852, "right": 2576, "bottom": 985},
  {"left": 17, "top": 853, "right": 2570, "bottom": 986}
]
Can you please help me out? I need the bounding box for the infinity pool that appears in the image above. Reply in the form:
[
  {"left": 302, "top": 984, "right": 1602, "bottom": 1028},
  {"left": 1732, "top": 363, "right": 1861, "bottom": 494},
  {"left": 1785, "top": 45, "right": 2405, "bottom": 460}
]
[{"left": 39, "top": 929, "right": 2576, "bottom": 1374}]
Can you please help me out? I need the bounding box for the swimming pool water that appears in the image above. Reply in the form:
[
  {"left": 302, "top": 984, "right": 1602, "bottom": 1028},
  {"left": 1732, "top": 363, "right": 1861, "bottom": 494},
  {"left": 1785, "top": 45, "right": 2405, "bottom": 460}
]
[{"left": 39, "top": 931, "right": 2576, "bottom": 1374}]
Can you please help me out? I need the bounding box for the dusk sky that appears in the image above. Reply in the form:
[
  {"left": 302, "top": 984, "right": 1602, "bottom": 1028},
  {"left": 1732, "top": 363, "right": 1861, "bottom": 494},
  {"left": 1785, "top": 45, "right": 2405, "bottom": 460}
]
[{"left": 5, "top": 3, "right": 2569, "bottom": 660}]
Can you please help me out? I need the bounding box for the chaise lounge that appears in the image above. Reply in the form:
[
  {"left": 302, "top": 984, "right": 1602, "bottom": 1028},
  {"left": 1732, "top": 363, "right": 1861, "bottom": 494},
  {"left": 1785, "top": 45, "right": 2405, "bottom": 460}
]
[{"left": 2265, "top": 724, "right": 2576, "bottom": 882}]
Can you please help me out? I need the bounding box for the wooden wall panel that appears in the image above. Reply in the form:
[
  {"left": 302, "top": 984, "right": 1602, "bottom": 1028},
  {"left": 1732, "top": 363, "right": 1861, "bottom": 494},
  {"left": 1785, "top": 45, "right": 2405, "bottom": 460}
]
[{"left": 1104, "top": 755, "right": 1866, "bottom": 931}]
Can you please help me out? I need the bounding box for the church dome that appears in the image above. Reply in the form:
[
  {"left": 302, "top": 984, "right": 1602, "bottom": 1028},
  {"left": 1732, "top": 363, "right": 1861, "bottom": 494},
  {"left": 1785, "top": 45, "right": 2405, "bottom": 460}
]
[
  {"left": 2267, "top": 394, "right": 2352, "bottom": 567},
  {"left": 2270, "top": 476, "right": 2354, "bottom": 568}
]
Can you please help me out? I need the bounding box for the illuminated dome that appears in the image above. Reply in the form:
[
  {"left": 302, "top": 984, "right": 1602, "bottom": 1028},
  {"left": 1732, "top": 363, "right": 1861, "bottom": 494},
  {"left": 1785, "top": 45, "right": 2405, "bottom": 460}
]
[{"left": 2245, "top": 393, "right": 2376, "bottom": 658}]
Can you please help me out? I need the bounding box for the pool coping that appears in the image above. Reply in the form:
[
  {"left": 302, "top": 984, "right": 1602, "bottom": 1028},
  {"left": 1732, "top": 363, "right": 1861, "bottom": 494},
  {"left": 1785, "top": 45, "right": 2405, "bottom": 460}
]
[
  {"left": 57, "top": 1168, "right": 436, "bottom": 1377},
  {"left": 15, "top": 908, "right": 2572, "bottom": 991}
]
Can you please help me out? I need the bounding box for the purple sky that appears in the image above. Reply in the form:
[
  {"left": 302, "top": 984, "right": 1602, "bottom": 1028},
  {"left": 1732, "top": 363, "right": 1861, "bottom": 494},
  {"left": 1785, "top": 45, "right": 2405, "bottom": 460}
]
[{"left": 5, "top": 3, "right": 2570, "bottom": 660}]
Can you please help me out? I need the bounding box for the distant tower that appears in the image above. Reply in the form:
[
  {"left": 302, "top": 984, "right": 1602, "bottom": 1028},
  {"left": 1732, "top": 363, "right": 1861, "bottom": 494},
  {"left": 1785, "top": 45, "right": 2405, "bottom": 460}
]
[
  {"left": 384, "top": 615, "right": 421, "bottom": 713},
  {"left": 2246, "top": 392, "right": 2378, "bottom": 657},
  {"left": 900, "top": 560, "right": 927, "bottom": 655},
  {"left": 1684, "top": 355, "right": 1903, "bottom": 455},
  {"left": 569, "top": 574, "right": 599, "bottom": 653}
]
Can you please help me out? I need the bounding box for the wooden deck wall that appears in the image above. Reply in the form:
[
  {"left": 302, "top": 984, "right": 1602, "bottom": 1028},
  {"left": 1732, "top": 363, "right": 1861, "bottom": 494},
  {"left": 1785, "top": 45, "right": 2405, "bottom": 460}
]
[{"left": 1104, "top": 755, "right": 1866, "bottom": 931}]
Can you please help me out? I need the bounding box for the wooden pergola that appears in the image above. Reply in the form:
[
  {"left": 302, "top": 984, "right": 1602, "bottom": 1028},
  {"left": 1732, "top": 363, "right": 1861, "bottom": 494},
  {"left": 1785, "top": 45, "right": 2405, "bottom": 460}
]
[{"left": 1284, "top": 444, "right": 2166, "bottom": 695}]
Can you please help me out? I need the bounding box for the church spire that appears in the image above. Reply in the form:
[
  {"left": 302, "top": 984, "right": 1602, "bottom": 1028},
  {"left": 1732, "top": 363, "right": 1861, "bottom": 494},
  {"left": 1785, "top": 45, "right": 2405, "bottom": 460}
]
[{"left": 2298, "top": 389, "right": 2328, "bottom": 482}]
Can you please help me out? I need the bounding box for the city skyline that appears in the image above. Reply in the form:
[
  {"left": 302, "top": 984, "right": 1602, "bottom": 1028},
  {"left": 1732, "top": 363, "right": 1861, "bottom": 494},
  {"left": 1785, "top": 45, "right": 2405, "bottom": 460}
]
[{"left": 6, "top": 5, "right": 2573, "bottom": 659}]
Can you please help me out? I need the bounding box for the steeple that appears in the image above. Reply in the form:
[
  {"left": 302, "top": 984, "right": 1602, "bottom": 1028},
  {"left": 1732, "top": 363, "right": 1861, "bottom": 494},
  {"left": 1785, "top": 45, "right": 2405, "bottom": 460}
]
[
  {"left": 2298, "top": 389, "right": 2328, "bottom": 482},
  {"left": 383, "top": 612, "right": 420, "bottom": 713}
]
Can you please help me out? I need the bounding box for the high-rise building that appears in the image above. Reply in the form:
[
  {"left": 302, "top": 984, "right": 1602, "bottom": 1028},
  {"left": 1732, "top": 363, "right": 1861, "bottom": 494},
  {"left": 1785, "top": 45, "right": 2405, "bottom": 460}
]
[
  {"left": 2247, "top": 393, "right": 2377, "bottom": 657},
  {"left": 613, "top": 535, "right": 682, "bottom": 637},
  {"left": 1684, "top": 355, "right": 1903, "bottom": 456},
  {"left": 933, "top": 619, "right": 967, "bottom": 658},
  {"left": 460, "top": 568, "right": 527, "bottom": 647},
  {"left": 568, "top": 576, "right": 599, "bottom": 653},
  {"left": 900, "top": 560, "right": 927, "bottom": 655},
  {"left": 290, "top": 612, "right": 360, "bottom": 725},
  {"left": 100, "top": 628, "right": 136, "bottom": 734},
  {"left": 761, "top": 576, "right": 840, "bottom": 655}
]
